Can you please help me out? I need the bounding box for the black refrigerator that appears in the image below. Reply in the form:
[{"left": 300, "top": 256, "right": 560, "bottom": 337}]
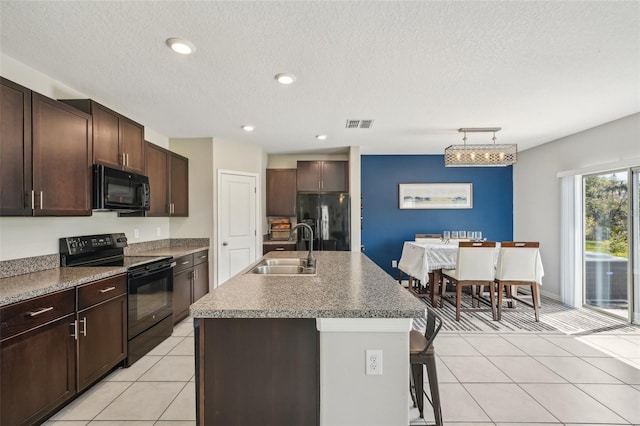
[{"left": 296, "top": 193, "right": 351, "bottom": 251}]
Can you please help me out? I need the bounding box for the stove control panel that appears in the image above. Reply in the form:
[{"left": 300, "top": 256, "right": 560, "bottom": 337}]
[{"left": 59, "top": 233, "right": 128, "bottom": 256}]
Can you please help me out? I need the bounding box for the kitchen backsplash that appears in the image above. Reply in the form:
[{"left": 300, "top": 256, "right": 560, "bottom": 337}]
[{"left": 0, "top": 238, "right": 210, "bottom": 279}]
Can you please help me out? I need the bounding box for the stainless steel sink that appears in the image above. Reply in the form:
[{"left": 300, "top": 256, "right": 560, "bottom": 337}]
[
  {"left": 262, "top": 258, "right": 310, "bottom": 267},
  {"left": 248, "top": 258, "right": 316, "bottom": 275}
]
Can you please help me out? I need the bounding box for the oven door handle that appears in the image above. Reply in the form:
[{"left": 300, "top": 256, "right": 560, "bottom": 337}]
[{"left": 129, "top": 262, "right": 176, "bottom": 279}]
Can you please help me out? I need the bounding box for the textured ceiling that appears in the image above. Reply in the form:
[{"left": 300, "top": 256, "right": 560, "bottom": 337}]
[{"left": 1, "top": 1, "right": 638, "bottom": 154}]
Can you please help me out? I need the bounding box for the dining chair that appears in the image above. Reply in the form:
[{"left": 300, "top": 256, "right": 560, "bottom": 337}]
[
  {"left": 410, "top": 308, "right": 443, "bottom": 425},
  {"left": 410, "top": 234, "right": 443, "bottom": 296},
  {"left": 495, "top": 242, "right": 542, "bottom": 321},
  {"left": 440, "top": 241, "right": 497, "bottom": 321}
]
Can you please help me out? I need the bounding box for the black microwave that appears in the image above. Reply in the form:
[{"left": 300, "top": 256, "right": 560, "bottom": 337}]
[{"left": 93, "top": 164, "right": 150, "bottom": 211}]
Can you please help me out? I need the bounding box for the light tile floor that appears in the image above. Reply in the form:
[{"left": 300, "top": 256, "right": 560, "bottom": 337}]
[
  {"left": 42, "top": 317, "right": 640, "bottom": 426},
  {"left": 410, "top": 330, "right": 640, "bottom": 426},
  {"left": 44, "top": 317, "right": 196, "bottom": 426}
]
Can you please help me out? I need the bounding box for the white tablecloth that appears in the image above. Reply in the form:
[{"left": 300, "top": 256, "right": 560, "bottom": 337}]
[
  {"left": 398, "top": 241, "right": 458, "bottom": 284},
  {"left": 398, "top": 241, "right": 544, "bottom": 285}
]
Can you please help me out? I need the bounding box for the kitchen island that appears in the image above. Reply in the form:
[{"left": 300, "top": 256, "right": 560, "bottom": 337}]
[{"left": 190, "top": 250, "right": 426, "bottom": 426}]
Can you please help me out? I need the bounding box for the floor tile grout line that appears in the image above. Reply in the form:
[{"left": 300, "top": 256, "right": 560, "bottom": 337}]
[
  {"left": 574, "top": 336, "right": 634, "bottom": 359},
  {"left": 459, "top": 334, "right": 528, "bottom": 357},
  {"left": 532, "top": 356, "right": 626, "bottom": 385},
  {"left": 579, "top": 355, "right": 640, "bottom": 385},
  {"left": 515, "top": 380, "right": 632, "bottom": 425},
  {"left": 457, "top": 381, "right": 509, "bottom": 424},
  {"left": 85, "top": 380, "right": 136, "bottom": 423},
  {"left": 508, "top": 381, "right": 567, "bottom": 425},
  {"left": 154, "top": 380, "right": 192, "bottom": 423},
  {"left": 483, "top": 353, "right": 568, "bottom": 384},
  {"left": 571, "top": 382, "right": 635, "bottom": 425}
]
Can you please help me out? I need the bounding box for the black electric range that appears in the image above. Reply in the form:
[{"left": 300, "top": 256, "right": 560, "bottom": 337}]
[{"left": 60, "top": 233, "right": 175, "bottom": 366}]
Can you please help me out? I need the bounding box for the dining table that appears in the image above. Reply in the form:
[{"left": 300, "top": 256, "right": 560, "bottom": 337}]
[
  {"left": 398, "top": 239, "right": 544, "bottom": 308},
  {"left": 398, "top": 239, "right": 461, "bottom": 306}
]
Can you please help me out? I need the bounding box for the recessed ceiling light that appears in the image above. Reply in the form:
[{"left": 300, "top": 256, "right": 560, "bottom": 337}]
[
  {"left": 274, "top": 73, "right": 296, "bottom": 85},
  {"left": 242, "top": 125, "right": 255, "bottom": 132},
  {"left": 316, "top": 134, "right": 328, "bottom": 140},
  {"left": 166, "top": 38, "right": 195, "bottom": 55}
]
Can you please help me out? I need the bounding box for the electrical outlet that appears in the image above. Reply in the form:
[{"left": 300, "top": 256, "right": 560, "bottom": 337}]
[
  {"left": 156, "top": 227, "right": 161, "bottom": 237},
  {"left": 366, "top": 349, "right": 383, "bottom": 375},
  {"left": 134, "top": 229, "right": 140, "bottom": 238},
  {"left": 391, "top": 260, "right": 398, "bottom": 268}
]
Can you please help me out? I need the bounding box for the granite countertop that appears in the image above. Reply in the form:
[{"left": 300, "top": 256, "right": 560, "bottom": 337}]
[
  {"left": 0, "top": 266, "right": 126, "bottom": 307},
  {"left": 0, "top": 240, "right": 210, "bottom": 307},
  {"left": 190, "top": 251, "right": 426, "bottom": 319},
  {"left": 130, "top": 246, "right": 209, "bottom": 258}
]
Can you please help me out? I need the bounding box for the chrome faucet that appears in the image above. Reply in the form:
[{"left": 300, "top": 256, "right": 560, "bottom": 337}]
[{"left": 291, "top": 223, "right": 316, "bottom": 267}]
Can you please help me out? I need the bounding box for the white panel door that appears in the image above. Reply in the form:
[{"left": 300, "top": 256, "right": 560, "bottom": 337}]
[{"left": 218, "top": 172, "right": 257, "bottom": 285}]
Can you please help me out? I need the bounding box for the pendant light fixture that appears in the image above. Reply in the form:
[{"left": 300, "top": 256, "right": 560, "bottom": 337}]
[{"left": 444, "top": 127, "right": 517, "bottom": 167}]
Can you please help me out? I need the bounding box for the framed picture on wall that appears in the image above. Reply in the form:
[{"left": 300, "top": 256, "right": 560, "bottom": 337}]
[{"left": 399, "top": 183, "right": 473, "bottom": 209}]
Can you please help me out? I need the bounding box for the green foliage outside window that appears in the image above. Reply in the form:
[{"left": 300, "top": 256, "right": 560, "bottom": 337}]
[{"left": 584, "top": 173, "right": 628, "bottom": 258}]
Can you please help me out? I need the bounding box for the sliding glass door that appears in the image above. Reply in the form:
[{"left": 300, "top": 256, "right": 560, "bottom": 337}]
[
  {"left": 583, "top": 170, "right": 630, "bottom": 319},
  {"left": 633, "top": 168, "right": 639, "bottom": 323}
]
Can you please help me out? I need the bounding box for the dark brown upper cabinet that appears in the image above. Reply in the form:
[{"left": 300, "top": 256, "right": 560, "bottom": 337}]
[
  {"left": 1, "top": 77, "right": 32, "bottom": 215},
  {"left": 145, "top": 142, "right": 170, "bottom": 217},
  {"left": 296, "top": 160, "right": 349, "bottom": 193},
  {"left": 170, "top": 152, "right": 189, "bottom": 216},
  {"left": 32, "top": 94, "right": 93, "bottom": 216},
  {"left": 145, "top": 141, "right": 189, "bottom": 217},
  {"left": 1, "top": 78, "right": 93, "bottom": 216},
  {"left": 60, "top": 99, "right": 145, "bottom": 174},
  {"left": 266, "top": 169, "right": 297, "bottom": 216}
]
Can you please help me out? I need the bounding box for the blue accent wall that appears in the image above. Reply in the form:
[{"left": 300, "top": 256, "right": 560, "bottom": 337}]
[{"left": 361, "top": 155, "right": 513, "bottom": 278}]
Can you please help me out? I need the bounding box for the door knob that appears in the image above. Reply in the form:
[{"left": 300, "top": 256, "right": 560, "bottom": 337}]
[{"left": 222, "top": 242, "right": 228, "bottom": 246}]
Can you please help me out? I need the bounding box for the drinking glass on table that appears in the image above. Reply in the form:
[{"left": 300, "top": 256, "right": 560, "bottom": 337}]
[
  {"left": 451, "top": 231, "right": 459, "bottom": 239},
  {"left": 443, "top": 231, "right": 451, "bottom": 240},
  {"left": 459, "top": 231, "right": 466, "bottom": 238},
  {"left": 476, "top": 231, "right": 483, "bottom": 240}
]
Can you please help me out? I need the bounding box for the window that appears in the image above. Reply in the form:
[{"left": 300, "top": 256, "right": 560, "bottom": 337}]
[{"left": 583, "top": 170, "right": 630, "bottom": 319}]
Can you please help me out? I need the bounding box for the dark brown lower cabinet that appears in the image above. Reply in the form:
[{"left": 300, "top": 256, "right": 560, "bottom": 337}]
[
  {"left": 0, "top": 275, "right": 128, "bottom": 425},
  {"left": 77, "top": 294, "right": 127, "bottom": 391},
  {"left": 173, "top": 250, "right": 209, "bottom": 324},
  {"left": 1, "top": 314, "right": 77, "bottom": 426},
  {"left": 76, "top": 274, "right": 127, "bottom": 391},
  {"left": 192, "top": 261, "right": 209, "bottom": 302},
  {"left": 173, "top": 267, "right": 193, "bottom": 324},
  {"left": 196, "top": 318, "right": 319, "bottom": 426}
]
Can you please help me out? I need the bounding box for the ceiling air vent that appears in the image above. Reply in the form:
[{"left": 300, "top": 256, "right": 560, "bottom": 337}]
[{"left": 345, "top": 119, "right": 375, "bottom": 129}]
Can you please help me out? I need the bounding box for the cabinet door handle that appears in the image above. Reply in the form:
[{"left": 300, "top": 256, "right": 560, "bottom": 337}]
[
  {"left": 31, "top": 190, "right": 35, "bottom": 209},
  {"left": 80, "top": 317, "right": 87, "bottom": 336},
  {"left": 194, "top": 270, "right": 198, "bottom": 280},
  {"left": 28, "top": 306, "right": 54, "bottom": 317},
  {"left": 181, "top": 261, "right": 190, "bottom": 265},
  {"left": 40, "top": 191, "right": 43, "bottom": 210},
  {"left": 275, "top": 248, "right": 285, "bottom": 251},
  {"left": 198, "top": 255, "right": 207, "bottom": 259},
  {"left": 126, "top": 153, "right": 129, "bottom": 166},
  {"left": 71, "top": 320, "right": 78, "bottom": 340},
  {"left": 222, "top": 242, "right": 228, "bottom": 246},
  {"left": 99, "top": 286, "right": 116, "bottom": 293},
  {"left": 122, "top": 152, "right": 126, "bottom": 166}
]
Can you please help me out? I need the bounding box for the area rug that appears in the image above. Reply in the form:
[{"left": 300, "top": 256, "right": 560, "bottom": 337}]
[{"left": 412, "top": 294, "right": 639, "bottom": 335}]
